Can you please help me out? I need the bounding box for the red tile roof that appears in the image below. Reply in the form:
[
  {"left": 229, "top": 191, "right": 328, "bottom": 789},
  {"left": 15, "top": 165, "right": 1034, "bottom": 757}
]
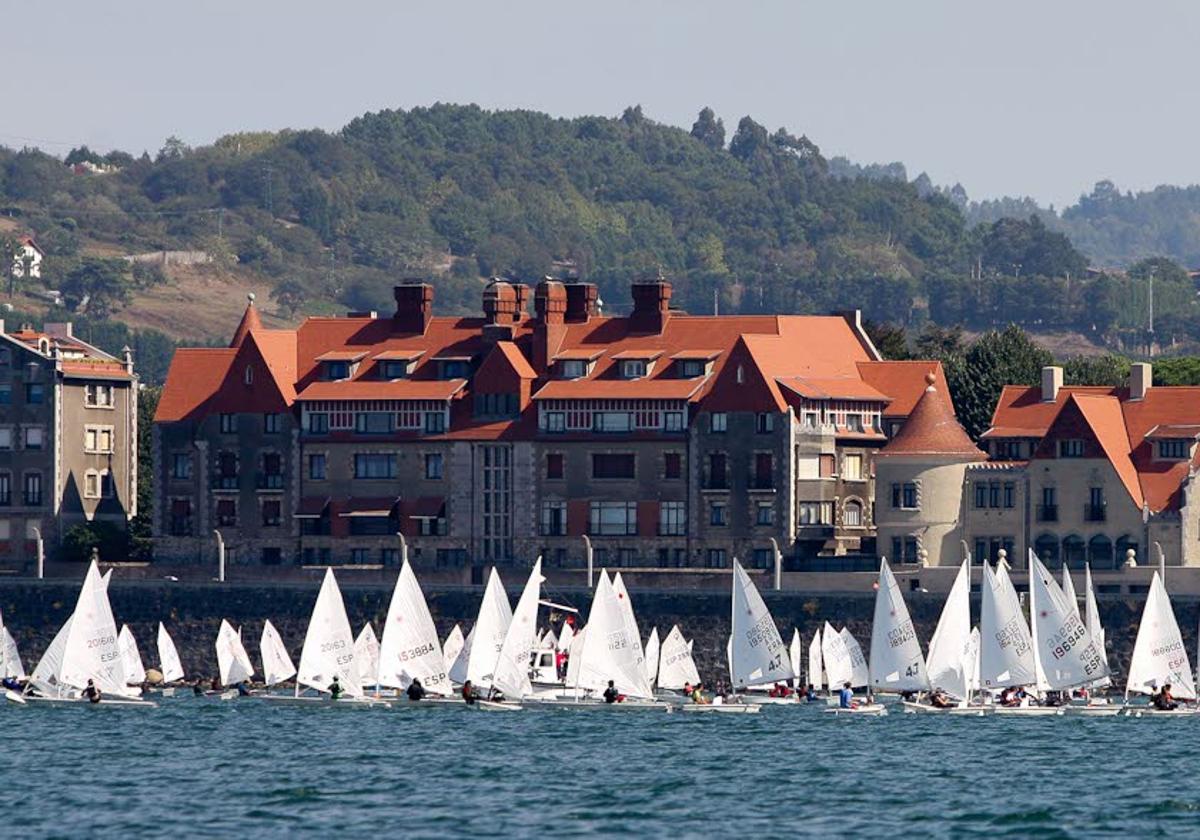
[
  {"left": 776, "top": 376, "right": 889, "bottom": 402},
  {"left": 155, "top": 348, "right": 237, "bottom": 422},
  {"left": 533, "top": 377, "right": 708, "bottom": 400},
  {"left": 296, "top": 379, "right": 467, "bottom": 401},
  {"left": 230, "top": 300, "right": 263, "bottom": 348},
  {"left": 857, "top": 361, "right": 945, "bottom": 417},
  {"left": 878, "top": 378, "right": 986, "bottom": 460}
]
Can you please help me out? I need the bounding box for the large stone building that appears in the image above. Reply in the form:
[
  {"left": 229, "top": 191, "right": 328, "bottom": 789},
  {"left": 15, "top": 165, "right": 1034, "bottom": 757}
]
[
  {"left": 0, "top": 321, "right": 138, "bottom": 568},
  {"left": 878, "top": 361, "right": 1200, "bottom": 571},
  {"left": 153, "top": 279, "right": 943, "bottom": 574}
]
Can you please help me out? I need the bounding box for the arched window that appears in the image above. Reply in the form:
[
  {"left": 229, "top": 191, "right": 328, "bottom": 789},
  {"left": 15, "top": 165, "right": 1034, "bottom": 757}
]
[
  {"left": 1088, "top": 534, "right": 1113, "bottom": 569},
  {"left": 844, "top": 499, "right": 863, "bottom": 528},
  {"left": 1115, "top": 535, "right": 1138, "bottom": 568},
  {"left": 736, "top": 365, "right": 745, "bottom": 384},
  {"left": 1062, "top": 535, "right": 1085, "bottom": 568},
  {"left": 244, "top": 365, "right": 253, "bottom": 385},
  {"left": 1035, "top": 533, "right": 1059, "bottom": 566}
]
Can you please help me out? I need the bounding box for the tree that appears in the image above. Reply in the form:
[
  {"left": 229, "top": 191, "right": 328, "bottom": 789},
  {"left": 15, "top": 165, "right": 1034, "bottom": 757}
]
[
  {"left": 0, "top": 235, "right": 17, "bottom": 298},
  {"left": 60, "top": 521, "right": 128, "bottom": 563},
  {"left": 156, "top": 135, "right": 191, "bottom": 161},
  {"left": 61, "top": 258, "right": 133, "bottom": 318},
  {"left": 271, "top": 279, "right": 306, "bottom": 318},
  {"left": 127, "top": 386, "right": 159, "bottom": 561},
  {"left": 864, "top": 320, "right": 909, "bottom": 360},
  {"left": 690, "top": 107, "right": 725, "bottom": 151},
  {"left": 947, "top": 325, "right": 1053, "bottom": 440},
  {"left": 1063, "top": 354, "right": 1130, "bottom": 386}
]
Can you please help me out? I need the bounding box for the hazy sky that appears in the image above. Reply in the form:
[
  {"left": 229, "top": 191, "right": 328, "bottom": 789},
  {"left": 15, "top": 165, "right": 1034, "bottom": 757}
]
[{"left": 5, "top": 1, "right": 1196, "bottom": 208}]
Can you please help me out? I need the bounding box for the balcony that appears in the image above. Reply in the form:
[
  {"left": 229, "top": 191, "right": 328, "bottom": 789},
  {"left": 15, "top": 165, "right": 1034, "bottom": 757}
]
[
  {"left": 257, "top": 473, "right": 285, "bottom": 491},
  {"left": 749, "top": 479, "right": 776, "bottom": 492},
  {"left": 213, "top": 476, "right": 239, "bottom": 491},
  {"left": 1037, "top": 504, "right": 1058, "bottom": 523},
  {"left": 1084, "top": 504, "right": 1107, "bottom": 523}
]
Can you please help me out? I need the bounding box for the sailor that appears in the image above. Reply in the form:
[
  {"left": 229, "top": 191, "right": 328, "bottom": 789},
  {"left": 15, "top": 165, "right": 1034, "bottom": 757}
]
[
  {"left": 805, "top": 683, "right": 818, "bottom": 702},
  {"left": 1, "top": 675, "right": 20, "bottom": 692},
  {"left": 236, "top": 681, "right": 252, "bottom": 697},
  {"left": 406, "top": 678, "right": 426, "bottom": 702},
  {"left": 1153, "top": 683, "right": 1179, "bottom": 711},
  {"left": 462, "top": 679, "right": 478, "bottom": 705},
  {"left": 82, "top": 678, "right": 102, "bottom": 704},
  {"left": 682, "top": 681, "right": 693, "bottom": 696},
  {"left": 603, "top": 679, "right": 620, "bottom": 704},
  {"left": 838, "top": 681, "right": 855, "bottom": 709},
  {"left": 192, "top": 679, "right": 205, "bottom": 696},
  {"left": 329, "top": 675, "right": 344, "bottom": 700},
  {"left": 690, "top": 682, "right": 710, "bottom": 705},
  {"left": 929, "top": 687, "right": 953, "bottom": 709}
]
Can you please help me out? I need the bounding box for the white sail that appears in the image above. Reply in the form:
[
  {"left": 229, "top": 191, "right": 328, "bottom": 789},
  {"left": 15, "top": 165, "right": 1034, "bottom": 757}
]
[
  {"left": 687, "top": 638, "right": 694, "bottom": 654},
  {"left": 542, "top": 628, "right": 558, "bottom": 651},
  {"left": 730, "top": 559, "right": 793, "bottom": 687},
  {"left": 157, "top": 623, "right": 185, "bottom": 683},
  {"left": 1062, "top": 565, "right": 1080, "bottom": 618},
  {"left": 657, "top": 625, "right": 701, "bottom": 690},
  {"left": 260, "top": 620, "right": 296, "bottom": 687},
  {"left": 611, "top": 572, "right": 647, "bottom": 679},
  {"left": 297, "top": 568, "right": 362, "bottom": 697},
  {"left": 840, "top": 628, "right": 870, "bottom": 688},
  {"left": 557, "top": 620, "right": 575, "bottom": 652},
  {"left": 1083, "top": 564, "right": 1112, "bottom": 688},
  {"left": 789, "top": 629, "right": 802, "bottom": 685},
  {"left": 118, "top": 625, "right": 147, "bottom": 686},
  {"left": 448, "top": 626, "right": 474, "bottom": 685},
  {"left": 644, "top": 627, "right": 661, "bottom": 686},
  {"left": 355, "top": 623, "right": 381, "bottom": 689},
  {"left": 869, "top": 558, "right": 928, "bottom": 691},
  {"left": 492, "top": 559, "right": 545, "bottom": 699},
  {"left": 463, "top": 568, "right": 513, "bottom": 688},
  {"left": 564, "top": 626, "right": 587, "bottom": 687},
  {"left": 965, "top": 627, "right": 981, "bottom": 692},
  {"left": 31, "top": 617, "right": 71, "bottom": 696},
  {"left": 1126, "top": 571, "right": 1196, "bottom": 699},
  {"left": 442, "top": 624, "right": 465, "bottom": 673},
  {"left": 2, "top": 627, "right": 23, "bottom": 679},
  {"left": 216, "top": 619, "right": 254, "bottom": 686},
  {"left": 925, "top": 560, "right": 973, "bottom": 699},
  {"left": 979, "top": 560, "right": 1036, "bottom": 689},
  {"left": 821, "top": 621, "right": 850, "bottom": 687},
  {"left": 1021, "top": 559, "right": 1053, "bottom": 694},
  {"left": 60, "top": 561, "right": 133, "bottom": 696},
  {"left": 808, "top": 626, "right": 823, "bottom": 690},
  {"left": 1028, "top": 552, "right": 1108, "bottom": 690},
  {"left": 576, "top": 572, "right": 653, "bottom": 698}
]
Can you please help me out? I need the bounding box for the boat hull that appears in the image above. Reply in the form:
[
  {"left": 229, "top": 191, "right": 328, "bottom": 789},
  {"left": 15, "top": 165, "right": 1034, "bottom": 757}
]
[
  {"left": 1064, "top": 704, "right": 1123, "bottom": 717},
  {"left": 992, "top": 705, "right": 1064, "bottom": 716},
  {"left": 22, "top": 695, "right": 157, "bottom": 708},
  {"left": 523, "top": 698, "right": 668, "bottom": 711},
  {"left": 824, "top": 704, "right": 887, "bottom": 716},
  {"left": 900, "top": 701, "right": 988, "bottom": 716},
  {"left": 1125, "top": 707, "right": 1196, "bottom": 717},
  {"left": 258, "top": 694, "right": 392, "bottom": 708},
  {"left": 677, "top": 703, "right": 760, "bottom": 714}
]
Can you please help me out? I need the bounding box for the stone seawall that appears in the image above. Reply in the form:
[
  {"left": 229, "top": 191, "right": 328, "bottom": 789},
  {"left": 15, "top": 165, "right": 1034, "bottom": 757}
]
[{"left": 0, "top": 579, "right": 1185, "bottom": 689}]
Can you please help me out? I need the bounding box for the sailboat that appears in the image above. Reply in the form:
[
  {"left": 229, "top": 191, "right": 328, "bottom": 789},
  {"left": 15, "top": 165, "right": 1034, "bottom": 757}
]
[
  {"left": 807, "top": 626, "right": 824, "bottom": 695},
  {"left": 355, "top": 623, "right": 381, "bottom": 692},
  {"left": 905, "top": 560, "right": 982, "bottom": 714},
  {"left": 23, "top": 561, "right": 153, "bottom": 706},
  {"left": 869, "top": 558, "right": 927, "bottom": 694},
  {"left": 379, "top": 559, "right": 453, "bottom": 698},
  {"left": 451, "top": 568, "right": 513, "bottom": 690},
  {"left": 118, "top": 625, "right": 147, "bottom": 687},
  {"left": 728, "top": 559, "right": 794, "bottom": 707},
  {"left": 442, "top": 625, "right": 465, "bottom": 673},
  {"left": 261, "top": 620, "right": 296, "bottom": 688},
  {"left": 1125, "top": 571, "right": 1196, "bottom": 716},
  {"left": 980, "top": 559, "right": 1056, "bottom": 715},
  {"left": 157, "top": 623, "right": 185, "bottom": 685},
  {"left": 215, "top": 619, "right": 254, "bottom": 696},
  {"left": 1028, "top": 552, "right": 1113, "bottom": 715},
  {"left": 488, "top": 558, "right": 545, "bottom": 708},
  {"left": 0, "top": 609, "right": 24, "bottom": 682},
  {"left": 1082, "top": 564, "right": 1112, "bottom": 690},
  {"left": 789, "top": 629, "right": 802, "bottom": 689},
  {"left": 1062, "top": 565, "right": 1079, "bottom": 617},
  {"left": 656, "top": 625, "right": 701, "bottom": 694},
  {"left": 644, "top": 627, "right": 661, "bottom": 688}
]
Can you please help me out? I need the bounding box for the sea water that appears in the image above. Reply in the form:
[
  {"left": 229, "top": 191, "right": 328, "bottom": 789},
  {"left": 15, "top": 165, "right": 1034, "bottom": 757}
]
[{"left": 3, "top": 699, "right": 1196, "bottom": 837}]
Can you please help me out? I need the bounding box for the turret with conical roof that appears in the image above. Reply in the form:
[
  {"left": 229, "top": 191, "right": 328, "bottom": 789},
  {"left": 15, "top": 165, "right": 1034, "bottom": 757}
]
[
  {"left": 230, "top": 293, "right": 262, "bottom": 348},
  {"left": 878, "top": 373, "right": 985, "bottom": 461}
]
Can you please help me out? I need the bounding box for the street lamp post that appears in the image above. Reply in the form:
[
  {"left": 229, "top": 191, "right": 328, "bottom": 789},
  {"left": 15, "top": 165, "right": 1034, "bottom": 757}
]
[
  {"left": 582, "top": 534, "right": 594, "bottom": 590},
  {"left": 213, "top": 529, "right": 226, "bottom": 583},
  {"left": 30, "top": 526, "right": 44, "bottom": 580},
  {"left": 769, "top": 537, "right": 782, "bottom": 591}
]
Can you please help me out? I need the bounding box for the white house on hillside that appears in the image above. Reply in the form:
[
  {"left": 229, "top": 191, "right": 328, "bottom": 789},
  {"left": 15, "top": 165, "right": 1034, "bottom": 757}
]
[{"left": 11, "top": 236, "right": 43, "bottom": 279}]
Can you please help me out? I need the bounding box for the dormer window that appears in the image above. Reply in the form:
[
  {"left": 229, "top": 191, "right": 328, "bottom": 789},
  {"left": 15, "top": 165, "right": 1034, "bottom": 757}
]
[
  {"left": 325, "top": 361, "right": 350, "bottom": 381},
  {"left": 380, "top": 360, "right": 409, "bottom": 380},
  {"left": 560, "top": 360, "right": 586, "bottom": 380},
  {"left": 621, "top": 359, "right": 647, "bottom": 380},
  {"left": 438, "top": 359, "right": 470, "bottom": 379},
  {"left": 679, "top": 360, "right": 704, "bottom": 378},
  {"left": 1058, "top": 439, "right": 1085, "bottom": 458},
  {"left": 1159, "top": 439, "right": 1190, "bottom": 460}
]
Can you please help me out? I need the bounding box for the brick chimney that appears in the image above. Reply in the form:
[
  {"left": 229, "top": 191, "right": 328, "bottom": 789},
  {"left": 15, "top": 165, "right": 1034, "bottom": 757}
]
[
  {"left": 1041, "top": 366, "right": 1062, "bottom": 403},
  {"left": 629, "top": 279, "right": 672, "bottom": 334},
  {"left": 1129, "top": 362, "right": 1152, "bottom": 401},
  {"left": 393, "top": 283, "right": 433, "bottom": 335},
  {"left": 512, "top": 283, "right": 530, "bottom": 320},
  {"left": 534, "top": 279, "right": 568, "bottom": 372},
  {"left": 482, "top": 278, "right": 518, "bottom": 325},
  {"left": 564, "top": 282, "right": 598, "bottom": 324}
]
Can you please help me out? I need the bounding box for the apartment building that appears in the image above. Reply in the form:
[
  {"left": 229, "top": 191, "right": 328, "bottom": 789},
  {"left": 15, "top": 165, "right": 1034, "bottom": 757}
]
[
  {"left": 153, "top": 280, "right": 941, "bottom": 572},
  {"left": 0, "top": 321, "right": 138, "bottom": 568}
]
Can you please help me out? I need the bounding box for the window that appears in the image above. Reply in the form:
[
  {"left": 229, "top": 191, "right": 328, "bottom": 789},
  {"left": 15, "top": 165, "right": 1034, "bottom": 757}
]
[
  {"left": 663, "top": 411, "right": 684, "bottom": 432},
  {"left": 1159, "top": 439, "right": 1189, "bottom": 459},
  {"left": 0, "top": 521, "right": 8, "bottom": 540},
  {"left": 680, "top": 360, "right": 704, "bottom": 378},
  {"left": 798, "top": 502, "right": 832, "bottom": 525},
  {"left": 171, "top": 454, "right": 192, "bottom": 480},
  {"left": 0, "top": 429, "right": 10, "bottom": 450},
  {"left": 891, "top": 482, "right": 918, "bottom": 510},
  {"left": 755, "top": 413, "right": 774, "bottom": 434},
  {"left": 25, "top": 383, "right": 43, "bottom": 404},
  {"left": 592, "top": 453, "right": 635, "bottom": 480},
  {"left": 560, "top": 360, "right": 586, "bottom": 379},
  {"left": 589, "top": 501, "right": 637, "bottom": 535},
  {"left": 308, "top": 454, "right": 326, "bottom": 480},
  {"left": 24, "top": 428, "right": 44, "bottom": 450},
  {"left": 754, "top": 453, "right": 773, "bottom": 489},
  {"left": 892, "top": 536, "right": 920, "bottom": 565},
  {"left": 544, "top": 412, "right": 565, "bottom": 433},
  {"left": 261, "top": 547, "right": 283, "bottom": 565},
  {"left": 845, "top": 414, "right": 864, "bottom": 433},
  {"left": 351, "top": 548, "right": 371, "bottom": 565},
  {"left": 215, "top": 451, "right": 238, "bottom": 489},
  {"left": 592, "top": 412, "right": 632, "bottom": 433},
  {"left": 380, "top": 361, "right": 409, "bottom": 380},
  {"left": 1059, "top": 439, "right": 1085, "bottom": 458},
  {"left": 259, "top": 452, "right": 283, "bottom": 489},
  {"left": 440, "top": 360, "right": 469, "bottom": 379},
  {"left": 84, "top": 426, "right": 112, "bottom": 453},
  {"left": 244, "top": 366, "right": 254, "bottom": 386},
  {"left": 23, "top": 473, "right": 42, "bottom": 506},
  {"left": 169, "top": 499, "right": 192, "bottom": 536},
  {"left": 356, "top": 412, "right": 394, "bottom": 434},
  {"left": 540, "top": 501, "right": 567, "bottom": 536},
  {"left": 621, "top": 359, "right": 647, "bottom": 379},
  {"left": 710, "top": 413, "right": 727, "bottom": 433},
  {"left": 756, "top": 503, "right": 775, "bottom": 526},
  {"left": 994, "top": 440, "right": 1023, "bottom": 460},
  {"left": 84, "top": 471, "right": 100, "bottom": 499},
  {"left": 381, "top": 548, "right": 399, "bottom": 566},
  {"left": 216, "top": 499, "right": 237, "bottom": 527},
  {"left": 988, "top": 482, "right": 1000, "bottom": 509},
  {"left": 803, "top": 411, "right": 819, "bottom": 429},
  {"left": 546, "top": 453, "right": 564, "bottom": 480},
  {"left": 354, "top": 454, "right": 397, "bottom": 479},
  {"left": 0, "top": 473, "right": 9, "bottom": 506},
  {"left": 424, "top": 412, "right": 445, "bottom": 434},
  {"left": 819, "top": 454, "right": 835, "bottom": 478},
  {"left": 0, "top": 385, "right": 9, "bottom": 405},
  {"left": 326, "top": 361, "right": 350, "bottom": 380},
  {"left": 425, "top": 453, "right": 444, "bottom": 480},
  {"left": 1039, "top": 487, "right": 1058, "bottom": 522},
  {"left": 307, "top": 413, "right": 329, "bottom": 434},
  {"left": 843, "top": 454, "right": 864, "bottom": 481},
  {"left": 263, "top": 413, "right": 281, "bottom": 434},
  {"left": 974, "top": 482, "right": 988, "bottom": 509},
  {"left": 843, "top": 499, "right": 863, "bottom": 527},
  {"left": 708, "top": 453, "right": 727, "bottom": 489},
  {"left": 659, "top": 501, "right": 685, "bottom": 536},
  {"left": 710, "top": 503, "right": 727, "bottom": 526},
  {"left": 1087, "top": 487, "right": 1106, "bottom": 522},
  {"left": 219, "top": 413, "right": 236, "bottom": 434},
  {"left": 474, "top": 392, "right": 518, "bottom": 418},
  {"left": 616, "top": 548, "right": 639, "bottom": 567},
  {"left": 261, "top": 499, "right": 282, "bottom": 527},
  {"left": 0, "top": 348, "right": 7, "bottom": 366},
  {"left": 82, "top": 382, "right": 111, "bottom": 407},
  {"left": 706, "top": 548, "right": 727, "bottom": 568},
  {"left": 664, "top": 452, "right": 682, "bottom": 480}
]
